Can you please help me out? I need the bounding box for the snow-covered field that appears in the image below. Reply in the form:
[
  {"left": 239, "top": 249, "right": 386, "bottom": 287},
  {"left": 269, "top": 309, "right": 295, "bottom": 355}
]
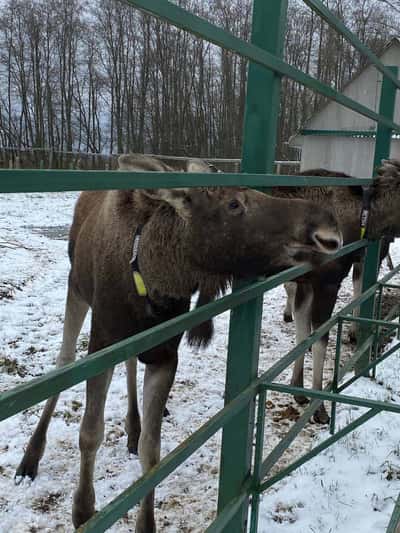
[{"left": 1, "top": 191, "right": 400, "bottom": 532}]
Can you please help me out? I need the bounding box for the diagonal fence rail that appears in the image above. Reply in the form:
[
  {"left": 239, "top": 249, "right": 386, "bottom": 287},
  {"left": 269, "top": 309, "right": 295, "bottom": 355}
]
[{"left": 1, "top": 0, "right": 400, "bottom": 532}]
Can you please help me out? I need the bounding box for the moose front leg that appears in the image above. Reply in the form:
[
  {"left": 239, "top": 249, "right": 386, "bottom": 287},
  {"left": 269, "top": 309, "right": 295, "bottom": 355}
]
[
  {"left": 72, "top": 368, "right": 114, "bottom": 527},
  {"left": 16, "top": 284, "right": 88, "bottom": 481},
  {"left": 136, "top": 350, "right": 178, "bottom": 533},
  {"left": 125, "top": 356, "right": 141, "bottom": 455}
]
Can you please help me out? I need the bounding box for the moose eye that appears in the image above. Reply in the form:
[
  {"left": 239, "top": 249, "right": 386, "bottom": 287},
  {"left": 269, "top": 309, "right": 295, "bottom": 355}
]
[{"left": 228, "top": 199, "right": 240, "bottom": 210}]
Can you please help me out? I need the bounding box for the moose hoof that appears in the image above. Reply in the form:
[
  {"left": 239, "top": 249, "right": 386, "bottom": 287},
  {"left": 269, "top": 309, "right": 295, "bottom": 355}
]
[
  {"left": 15, "top": 455, "right": 40, "bottom": 483},
  {"left": 127, "top": 439, "right": 139, "bottom": 456},
  {"left": 294, "top": 394, "right": 309, "bottom": 406},
  {"left": 283, "top": 312, "right": 293, "bottom": 323},
  {"left": 72, "top": 501, "right": 96, "bottom": 529},
  {"left": 312, "top": 406, "right": 330, "bottom": 425}
]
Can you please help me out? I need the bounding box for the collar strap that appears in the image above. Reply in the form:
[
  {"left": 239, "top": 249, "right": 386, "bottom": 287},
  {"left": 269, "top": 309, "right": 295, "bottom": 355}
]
[
  {"left": 360, "top": 187, "right": 372, "bottom": 239},
  {"left": 130, "top": 225, "right": 148, "bottom": 297}
]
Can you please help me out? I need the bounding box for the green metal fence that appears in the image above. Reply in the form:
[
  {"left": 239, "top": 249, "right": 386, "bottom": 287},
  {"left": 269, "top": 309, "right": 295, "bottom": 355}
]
[{"left": 1, "top": 0, "right": 400, "bottom": 531}]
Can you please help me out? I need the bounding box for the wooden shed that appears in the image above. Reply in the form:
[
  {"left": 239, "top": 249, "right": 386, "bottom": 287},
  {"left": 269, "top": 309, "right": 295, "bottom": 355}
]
[{"left": 290, "top": 38, "right": 400, "bottom": 177}]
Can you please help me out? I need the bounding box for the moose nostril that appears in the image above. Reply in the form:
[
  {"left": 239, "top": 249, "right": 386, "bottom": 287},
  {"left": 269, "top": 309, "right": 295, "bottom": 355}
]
[{"left": 313, "top": 232, "right": 341, "bottom": 253}]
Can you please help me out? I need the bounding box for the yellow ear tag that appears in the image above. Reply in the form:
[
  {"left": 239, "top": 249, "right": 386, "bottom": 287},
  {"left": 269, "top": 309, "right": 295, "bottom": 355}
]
[
  {"left": 360, "top": 227, "right": 366, "bottom": 239},
  {"left": 133, "top": 271, "right": 148, "bottom": 296}
]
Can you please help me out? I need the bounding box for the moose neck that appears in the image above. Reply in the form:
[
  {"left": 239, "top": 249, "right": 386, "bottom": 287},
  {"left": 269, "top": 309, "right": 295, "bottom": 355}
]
[
  {"left": 368, "top": 189, "right": 398, "bottom": 240},
  {"left": 138, "top": 206, "right": 228, "bottom": 303}
]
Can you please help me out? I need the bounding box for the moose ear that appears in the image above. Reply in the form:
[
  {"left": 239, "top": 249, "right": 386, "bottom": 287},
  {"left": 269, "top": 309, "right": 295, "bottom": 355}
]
[
  {"left": 186, "top": 159, "right": 212, "bottom": 173},
  {"left": 147, "top": 188, "right": 192, "bottom": 219},
  {"left": 118, "top": 153, "right": 174, "bottom": 172},
  {"left": 378, "top": 159, "right": 400, "bottom": 178}
]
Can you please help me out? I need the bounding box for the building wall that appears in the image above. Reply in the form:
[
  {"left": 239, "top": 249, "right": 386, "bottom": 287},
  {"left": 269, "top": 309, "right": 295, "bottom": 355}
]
[
  {"left": 293, "top": 40, "right": 400, "bottom": 176},
  {"left": 300, "top": 136, "right": 400, "bottom": 176}
]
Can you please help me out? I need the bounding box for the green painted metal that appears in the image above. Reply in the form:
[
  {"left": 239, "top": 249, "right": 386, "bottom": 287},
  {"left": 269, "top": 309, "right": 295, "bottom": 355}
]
[
  {"left": 0, "top": 169, "right": 373, "bottom": 193},
  {"left": 387, "top": 492, "right": 400, "bottom": 533},
  {"left": 0, "top": 240, "right": 366, "bottom": 422},
  {"left": 338, "top": 340, "right": 400, "bottom": 393},
  {"left": 249, "top": 389, "right": 267, "bottom": 533},
  {"left": 217, "top": 2, "right": 287, "bottom": 530},
  {"left": 373, "top": 67, "right": 399, "bottom": 173},
  {"left": 259, "top": 264, "right": 400, "bottom": 480},
  {"left": 337, "top": 334, "right": 375, "bottom": 378},
  {"left": 241, "top": 0, "right": 288, "bottom": 173},
  {"left": 2, "top": 2, "right": 400, "bottom": 532},
  {"left": 301, "top": 129, "right": 377, "bottom": 137},
  {"left": 356, "top": 66, "right": 398, "bottom": 374},
  {"left": 123, "top": 0, "right": 400, "bottom": 132},
  {"left": 264, "top": 383, "right": 400, "bottom": 415},
  {"left": 205, "top": 480, "right": 253, "bottom": 533},
  {"left": 217, "top": 286, "right": 263, "bottom": 532},
  {"left": 340, "top": 315, "right": 400, "bottom": 329},
  {"left": 78, "top": 384, "right": 257, "bottom": 532},
  {"left": 302, "top": 0, "right": 400, "bottom": 90},
  {"left": 330, "top": 318, "right": 343, "bottom": 435},
  {"left": 259, "top": 409, "right": 381, "bottom": 492},
  {"left": 380, "top": 283, "right": 400, "bottom": 289}
]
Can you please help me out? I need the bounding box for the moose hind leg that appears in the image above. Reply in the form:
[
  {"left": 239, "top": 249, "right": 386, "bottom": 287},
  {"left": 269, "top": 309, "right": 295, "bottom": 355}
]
[
  {"left": 311, "top": 335, "right": 330, "bottom": 424},
  {"left": 311, "top": 283, "right": 340, "bottom": 424},
  {"left": 291, "top": 283, "right": 312, "bottom": 405},
  {"left": 16, "top": 285, "right": 88, "bottom": 481},
  {"left": 136, "top": 349, "right": 178, "bottom": 533},
  {"left": 125, "top": 357, "right": 141, "bottom": 455},
  {"left": 283, "top": 282, "right": 296, "bottom": 322},
  {"left": 72, "top": 368, "right": 113, "bottom": 528}
]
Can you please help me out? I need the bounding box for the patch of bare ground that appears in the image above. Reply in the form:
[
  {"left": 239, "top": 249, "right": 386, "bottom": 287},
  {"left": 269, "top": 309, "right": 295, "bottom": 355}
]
[{"left": 32, "top": 492, "right": 62, "bottom": 513}]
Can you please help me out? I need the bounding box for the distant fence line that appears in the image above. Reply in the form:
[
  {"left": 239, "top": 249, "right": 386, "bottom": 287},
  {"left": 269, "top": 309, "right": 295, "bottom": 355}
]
[{"left": 0, "top": 147, "right": 300, "bottom": 174}]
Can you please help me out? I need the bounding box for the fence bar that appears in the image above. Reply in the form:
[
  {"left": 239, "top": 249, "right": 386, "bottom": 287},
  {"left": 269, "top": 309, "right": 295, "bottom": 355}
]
[
  {"left": 0, "top": 242, "right": 368, "bottom": 422},
  {"left": 78, "top": 383, "right": 257, "bottom": 532},
  {"left": 0, "top": 169, "right": 373, "bottom": 194},
  {"left": 356, "top": 66, "right": 398, "bottom": 374},
  {"left": 123, "top": 0, "right": 400, "bottom": 132},
  {"left": 302, "top": 0, "right": 400, "bottom": 90},
  {"left": 218, "top": 2, "right": 287, "bottom": 528},
  {"left": 338, "top": 335, "right": 375, "bottom": 377},
  {"left": 300, "top": 129, "right": 387, "bottom": 137},
  {"left": 241, "top": 0, "right": 288, "bottom": 173},
  {"left": 205, "top": 479, "right": 253, "bottom": 533},
  {"left": 338, "top": 340, "right": 400, "bottom": 392},
  {"left": 257, "top": 263, "right": 400, "bottom": 479},
  {"left": 340, "top": 316, "right": 400, "bottom": 328},
  {"left": 330, "top": 318, "right": 343, "bottom": 435},
  {"left": 259, "top": 409, "right": 381, "bottom": 492},
  {"left": 264, "top": 383, "right": 400, "bottom": 414},
  {"left": 249, "top": 389, "right": 267, "bottom": 533},
  {"left": 217, "top": 287, "right": 263, "bottom": 532},
  {"left": 387, "top": 491, "right": 400, "bottom": 533}
]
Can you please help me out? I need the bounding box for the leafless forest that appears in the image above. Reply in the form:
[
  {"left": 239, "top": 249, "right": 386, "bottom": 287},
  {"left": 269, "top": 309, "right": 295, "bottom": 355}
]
[{"left": 0, "top": 0, "right": 399, "bottom": 163}]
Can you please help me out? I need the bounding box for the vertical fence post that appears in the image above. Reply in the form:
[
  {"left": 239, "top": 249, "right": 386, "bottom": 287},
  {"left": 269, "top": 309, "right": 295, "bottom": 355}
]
[
  {"left": 217, "top": 292, "right": 263, "bottom": 532},
  {"left": 356, "top": 66, "right": 398, "bottom": 375},
  {"left": 241, "top": 0, "right": 288, "bottom": 174},
  {"left": 217, "top": 2, "right": 288, "bottom": 532}
]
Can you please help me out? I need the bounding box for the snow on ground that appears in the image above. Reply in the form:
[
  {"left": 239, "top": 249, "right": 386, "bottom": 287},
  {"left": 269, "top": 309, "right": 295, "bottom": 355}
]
[{"left": 0, "top": 192, "right": 400, "bottom": 532}]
